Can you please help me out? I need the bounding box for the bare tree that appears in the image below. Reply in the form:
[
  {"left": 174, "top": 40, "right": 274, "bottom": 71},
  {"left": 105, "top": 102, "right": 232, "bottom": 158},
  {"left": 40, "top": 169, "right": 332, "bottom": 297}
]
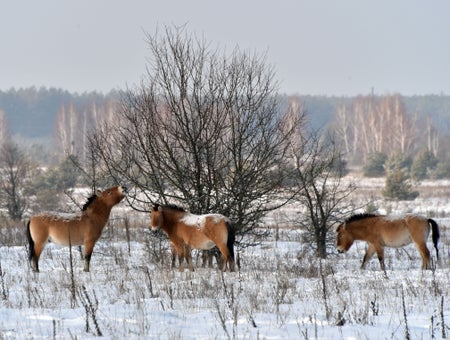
[
  {"left": 0, "top": 114, "right": 33, "bottom": 220},
  {"left": 88, "top": 25, "right": 300, "bottom": 238},
  {"left": 0, "top": 141, "right": 34, "bottom": 220},
  {"left": 286, "top": 99, "right": 355, "bottom": 258},
  {"left": 0, "top": 109, "right": 10, "bottom": 144}
]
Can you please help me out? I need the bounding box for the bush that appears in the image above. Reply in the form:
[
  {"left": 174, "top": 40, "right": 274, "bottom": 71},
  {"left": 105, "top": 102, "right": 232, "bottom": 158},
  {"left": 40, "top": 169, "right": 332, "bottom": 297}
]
[
  {"left": 383, "top": 169, "right": 419, "bottom": 200},
  {"left": 384, "top": 153, "right": 412, "bottom": 173},
  {"left": 330, "top": 157, "right": 349, "bottom": 177},
  {"left": 382, "top": 154, "right": 418, "bottom": 201},
  {"left": 411, "top": 149, "right": 438, "bottom": 181},
  {"left": 363, "top": 152, "right": 387, "bottom": 177},
  {"left": 431, "top": 158, "right": 450, "bottom": 179}
]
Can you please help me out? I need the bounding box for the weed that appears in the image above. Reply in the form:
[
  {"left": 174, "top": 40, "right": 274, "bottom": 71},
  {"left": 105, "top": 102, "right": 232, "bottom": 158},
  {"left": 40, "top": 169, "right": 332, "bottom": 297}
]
[
  {"left": 78, "top": 284, "right": 102, "bottom": 336},
  {"left": 0, "top": 260, "right": 8, "bottom": 301},
  {"left": 401, "top": 287, "right": 411, "bottom": 340}
]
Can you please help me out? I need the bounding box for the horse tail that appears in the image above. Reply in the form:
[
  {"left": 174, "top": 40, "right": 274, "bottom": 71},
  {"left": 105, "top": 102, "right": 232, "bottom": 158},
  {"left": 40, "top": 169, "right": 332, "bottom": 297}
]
[
  {"left": 226, "top": 220, "right": 236, "bottom": 262},
  {"left": 428, "top": 218, "right": 440, "bottom": 260},
  {"left": 26, "top": 220, "right": 35, "bottom": 262}
]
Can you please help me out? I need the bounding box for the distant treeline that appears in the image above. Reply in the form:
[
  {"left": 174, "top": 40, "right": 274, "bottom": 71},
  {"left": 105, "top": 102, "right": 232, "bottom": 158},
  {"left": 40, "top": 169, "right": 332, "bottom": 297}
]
[
  {"left": 0, "top": 86, "right": 449, "bottom": 140},
  {"left": 0, "top": 87, "right": 121, "bottom": 139}
]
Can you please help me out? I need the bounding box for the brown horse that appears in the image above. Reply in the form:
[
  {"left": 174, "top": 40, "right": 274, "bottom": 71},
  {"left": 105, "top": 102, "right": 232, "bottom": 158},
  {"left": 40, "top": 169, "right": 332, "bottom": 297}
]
[
  {"left": 150, "top": 204, "right": 236, "bottom": 271},
  {"left": 27, "top": 185, "right": 127, "bottom": 272},
  {"left": 336, "top": 213, "right": 440, "bottom": 271}
]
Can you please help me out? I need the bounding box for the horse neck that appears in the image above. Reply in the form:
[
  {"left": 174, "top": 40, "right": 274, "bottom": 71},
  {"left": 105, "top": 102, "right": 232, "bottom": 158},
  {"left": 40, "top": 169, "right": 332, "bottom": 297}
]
[
  {"left": 161, "top": 210, "right": 184, "bottom": 235},
  {"left": 84, "top": 200, "right": 113, "bottom": 225},
  {"left": 346, "top": 220, "right": 371, "bottom": 240}
]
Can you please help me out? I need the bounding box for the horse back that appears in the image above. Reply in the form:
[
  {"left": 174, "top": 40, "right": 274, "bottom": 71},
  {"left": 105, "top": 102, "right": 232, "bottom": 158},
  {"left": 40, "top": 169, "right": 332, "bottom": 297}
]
[
  {"left": 29, "top": 213, "right": 88, "bottom": 246},
  {"left": 348, "top": 217, "right": 412, "bottom": 247},
  {"left": 379, "top": 215, "right": 430, "bottom": 247},
  {"left": 404, "top": 215, "right": 434, "bottom": 242},
  {"left": 176, "top": 213, "right": 230, "bottom": 250},
  {"left": 203, "top": 215, "right": 229, "bottom": 243}
]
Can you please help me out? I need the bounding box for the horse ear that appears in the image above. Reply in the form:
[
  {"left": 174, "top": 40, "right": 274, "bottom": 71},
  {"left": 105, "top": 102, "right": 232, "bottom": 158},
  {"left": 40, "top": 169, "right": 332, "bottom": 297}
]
[
  {"left": 336, "top": 223, "right": 345, "bottom": 232},
  {"left": 153, "top": 204, "right": 160, "bottom": 211}
]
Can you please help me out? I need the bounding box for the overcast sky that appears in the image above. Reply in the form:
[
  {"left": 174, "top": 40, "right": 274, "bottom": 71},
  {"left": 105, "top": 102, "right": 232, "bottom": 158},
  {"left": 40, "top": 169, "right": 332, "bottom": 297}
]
[{"left": 1, "top": 1, "right": 449, "bottom": 96}]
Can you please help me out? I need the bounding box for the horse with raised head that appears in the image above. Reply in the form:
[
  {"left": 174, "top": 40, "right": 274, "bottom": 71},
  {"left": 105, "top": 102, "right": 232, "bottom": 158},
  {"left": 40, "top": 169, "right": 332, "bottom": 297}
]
[
  {"left": 27, "top": 185, "right": 127, "bottom": 272},
  {"left": 150, "top": 204, "right": 236, "bottom": 272},
  {"left": 336, "top": 213, "right": 440, "bottom": 271}
]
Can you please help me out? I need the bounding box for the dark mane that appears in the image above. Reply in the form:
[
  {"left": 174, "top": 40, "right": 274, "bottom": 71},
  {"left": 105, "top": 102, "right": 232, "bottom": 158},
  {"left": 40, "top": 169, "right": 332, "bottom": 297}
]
[
  {"left": 345, "top": 213, "right": 379, "bottom": 223},
  {"left": 154, "top": 203, "right": 186, "bottom": 212},
  {"left": 82, "top": 194, "right": 97, "bottom": 211}
]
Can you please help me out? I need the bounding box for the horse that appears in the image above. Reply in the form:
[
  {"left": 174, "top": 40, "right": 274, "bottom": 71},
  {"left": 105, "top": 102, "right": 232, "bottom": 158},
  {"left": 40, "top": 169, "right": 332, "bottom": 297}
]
[
  {"left": 169, "top": 243, "right": 222, "bottom": 270},
  {"left": 150, "top": 204, "right": 236, "bottom": 272},
  {"left": 336, "top": 213, "right": 440, "bottom": 271},
  {"left": 27, "top": 185, "right": 127, "bottom": 272},
  {"left": 169, "top": 240, "right": 191, "bottom": 269},
  {"left": 200, "top": 247, "right": 222, "bottom": 269}
]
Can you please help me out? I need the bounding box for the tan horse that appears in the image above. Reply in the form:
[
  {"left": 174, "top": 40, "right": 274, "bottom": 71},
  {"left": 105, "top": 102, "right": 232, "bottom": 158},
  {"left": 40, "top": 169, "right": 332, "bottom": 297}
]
[
  {"left": 150, "top": 204, "right": 236, "bottom": 271},
  {"left": 336, "top": 213, "right": 440, "bottom": 271},
  {"left": 27, "top": 186, "right": 127, "bottom": 272}
]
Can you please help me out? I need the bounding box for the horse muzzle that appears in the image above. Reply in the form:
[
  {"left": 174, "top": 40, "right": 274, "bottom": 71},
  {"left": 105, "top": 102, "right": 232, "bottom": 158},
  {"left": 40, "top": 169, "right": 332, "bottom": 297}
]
[{"left": 337, "top": 247, "right": 345, "bottom": 254}]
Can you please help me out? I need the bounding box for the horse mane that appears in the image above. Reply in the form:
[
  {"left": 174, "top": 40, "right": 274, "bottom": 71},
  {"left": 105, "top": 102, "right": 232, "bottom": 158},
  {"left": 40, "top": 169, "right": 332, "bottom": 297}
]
[
  {"left": 82, "top": 194, "right": 98, "bottom": 211},
  {"left": 345, "top": 213, "right": 379, "bottom": 223},
  {"left": 155, "top": 203, "right": 186, "bottom": 212}
]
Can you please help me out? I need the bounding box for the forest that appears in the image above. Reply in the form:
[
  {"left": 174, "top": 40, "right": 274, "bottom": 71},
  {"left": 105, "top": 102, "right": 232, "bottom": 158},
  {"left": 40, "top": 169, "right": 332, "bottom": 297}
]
[
  {"left": 1, "top": 87, "right": 450, "bottom": 154},
  {"left": 1, "top": 87, "right": 450, "bottom": 217}
]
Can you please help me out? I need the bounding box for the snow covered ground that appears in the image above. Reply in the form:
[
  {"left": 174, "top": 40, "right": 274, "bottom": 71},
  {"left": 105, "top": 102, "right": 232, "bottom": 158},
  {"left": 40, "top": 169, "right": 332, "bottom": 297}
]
[
  {"left": 0, "top": 224, "right": 448, "bottom": 339},
  {"left": 0, "top": 177, "right": 449, "bottom": 339}
]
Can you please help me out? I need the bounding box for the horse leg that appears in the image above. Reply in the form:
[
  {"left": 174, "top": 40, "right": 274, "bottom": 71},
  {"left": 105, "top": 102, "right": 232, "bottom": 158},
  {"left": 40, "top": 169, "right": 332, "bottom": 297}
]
[
  {"left": 201, "top": 251, "right": 209, "bottom": 268},
  {"left": 216, "top": 244, "right": 234, "bottom": 272},
  {"left": 214, "top": 250, "right": 223, "bottom": 270},
  {"left": 27, "top": 224, "right": 46, "bottom": 273},
  {"left": 185, "top": 246, "right": 194, "bottom": 272},
  {"left": 30, "top": 243, "right": 45, "bottom": 272},
  {"left": 363, "top": 244, "right": 386, "bottom": 272},
  {"left": 375, "top": 246, "right": 386, "bottom": 273},
  {"left": 202, "top": 247, "right": 216, "bottom": 268},
  {"left": 83, "top": 240, "right": 96, "bottom": 272},
  {"left": 415, "top": 242, "right": 431, "bottom": 269},
  {"left": 361, "top": 244, "right": 376, "bottom": 269},
  {"left": 172, "top": 243, "right": 186, "bottom": 272},
  {"left": 169, "top": 242, "right": 177, "bottom": 269}
]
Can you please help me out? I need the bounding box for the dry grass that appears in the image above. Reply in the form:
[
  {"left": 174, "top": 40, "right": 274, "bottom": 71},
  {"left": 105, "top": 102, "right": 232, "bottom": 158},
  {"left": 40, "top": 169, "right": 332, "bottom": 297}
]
[{"left": 1, "top": 186, "right": 449, "bottom": 338}]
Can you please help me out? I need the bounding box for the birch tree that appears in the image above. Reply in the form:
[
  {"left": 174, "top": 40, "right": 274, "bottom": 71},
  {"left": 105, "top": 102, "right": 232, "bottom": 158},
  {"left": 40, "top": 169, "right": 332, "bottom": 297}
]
[{"left": 332, "top": 94, "right": 417, "bottom": 165}]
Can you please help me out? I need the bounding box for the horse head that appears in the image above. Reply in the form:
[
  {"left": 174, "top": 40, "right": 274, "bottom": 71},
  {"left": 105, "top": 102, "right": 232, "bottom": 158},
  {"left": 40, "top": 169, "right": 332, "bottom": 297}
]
[
  {"left": 336, "top": 223, "right": 354, "bottom": 253},
  {"left": 150, "top": 204, "right": 163, "bottom": 232},
  {"left": 97, "top": 185, "right": 127, "bottom": 207}
]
